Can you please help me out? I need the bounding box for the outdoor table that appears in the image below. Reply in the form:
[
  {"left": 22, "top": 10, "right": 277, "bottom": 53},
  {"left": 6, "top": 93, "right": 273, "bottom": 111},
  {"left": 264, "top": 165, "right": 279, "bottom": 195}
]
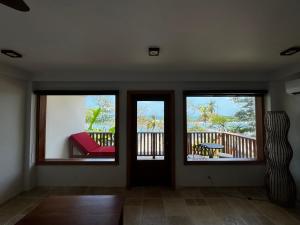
[{"left": 194, "top": 143, "right": 225, "bottom": 158}]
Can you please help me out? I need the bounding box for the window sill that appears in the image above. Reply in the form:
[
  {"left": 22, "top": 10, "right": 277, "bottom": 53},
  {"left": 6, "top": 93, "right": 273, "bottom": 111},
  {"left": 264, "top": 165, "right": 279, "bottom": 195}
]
[
  {"left": 36, "top": 159, "right": 119, "bottom": 166},
  {"left": 184, "top": 158, "right": 265, "bottom": 165}
]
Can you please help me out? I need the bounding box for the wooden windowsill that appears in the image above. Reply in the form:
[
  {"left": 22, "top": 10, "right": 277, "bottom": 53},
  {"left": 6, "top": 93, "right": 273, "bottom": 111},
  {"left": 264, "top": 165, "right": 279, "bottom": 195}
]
[
  {"left": 184, "top": 158, "right": 265, "bottom": 165},
  {"left": 36, "top": 159, "right": 119, "bottom": 166}
]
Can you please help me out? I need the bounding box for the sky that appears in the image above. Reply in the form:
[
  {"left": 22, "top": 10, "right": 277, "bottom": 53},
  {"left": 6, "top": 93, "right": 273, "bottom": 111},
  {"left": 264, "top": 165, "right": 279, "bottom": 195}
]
[
  {"left": 85, "top": 97, "right": 164, "bottom": 118},
  {"left": 187, "top": 97, "right": 242, "bottom": 117},
  {"left": 134, "top": 97, "right": 246, "bottom": 118},
  {"left": 137, "top": 101, "right": 165, "bottom": 119},
  {"left": 84, "top": 95, "right": 254, "bottom": 119},
  {"left": 83, "top": 95, "right": 255, "bottom": 133},
  {"left": 85, "top": 95, "right": 115, "bottom": 108}
]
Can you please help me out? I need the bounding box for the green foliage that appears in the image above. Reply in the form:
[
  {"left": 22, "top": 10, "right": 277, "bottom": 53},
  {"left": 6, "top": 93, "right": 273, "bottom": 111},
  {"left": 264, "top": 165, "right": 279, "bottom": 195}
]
[
  {"left": 231, "top": 97, "right": 256, "bottom": 134},
  {"left": 86, "top": 107, "right": 103, "bottom": 131},
  {"left": 188, "top": 126, "right": 206, "bottom": 132},
  {"left": 207, "top": 101, "right": 216, "bottom": 114},
  {"left": 187, "top": 97, "right": 256, "bottom": 136},
  {"left": 199, "top": 100, "right": 216, "bottom": 123},
  {"left": 85, "top": 96, "right": 115, "bottom": 132},
  {"left": 226, "top": 124, "right": 250, "bottom": 134},
  {"left": 209, "top": 114, "right": 233, "bottom": 131},
  {"left": 146, "top": 115, "right": 163, "bottom": 131},
  {"left": 199, "top": 105, "right": 209, "bottom": 122},
  {"left": 108, "top": 126, "right": 115, "bottom": 133},
  {"left": 197, "top": 101, "right": 233, "bottom": 132},
  {"left": 136, "top": 103, "right": 164, "bottom": 132}
]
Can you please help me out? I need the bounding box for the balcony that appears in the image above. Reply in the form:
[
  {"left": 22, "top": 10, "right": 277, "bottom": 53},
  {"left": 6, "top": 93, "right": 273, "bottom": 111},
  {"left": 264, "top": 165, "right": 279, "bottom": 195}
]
[
  {"left": 89, "top": 132, "right": 115, "bottom": 147},
  {"left": 187, "top": 132, "right": 257, "bottom": 161},
  {"left": 89, "top": 131, "right": 257, "bottom": 160}
]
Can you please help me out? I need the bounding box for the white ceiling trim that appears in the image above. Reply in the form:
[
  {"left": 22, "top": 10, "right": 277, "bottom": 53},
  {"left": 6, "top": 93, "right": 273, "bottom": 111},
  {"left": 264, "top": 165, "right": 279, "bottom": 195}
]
[{"left": 0, "top": 62, "right": 31, "bottom": 80}]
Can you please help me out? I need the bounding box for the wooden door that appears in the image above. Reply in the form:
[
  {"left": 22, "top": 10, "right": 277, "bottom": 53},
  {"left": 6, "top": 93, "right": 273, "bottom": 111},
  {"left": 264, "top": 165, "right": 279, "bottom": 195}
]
[{"left": 127, "top": 91, "right": 175, "bottom": 187}]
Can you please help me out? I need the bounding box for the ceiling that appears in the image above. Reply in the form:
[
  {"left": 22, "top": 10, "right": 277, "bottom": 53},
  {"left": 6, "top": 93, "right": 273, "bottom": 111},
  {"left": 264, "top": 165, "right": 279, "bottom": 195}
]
[{"left": 0, "top": 0, "right": 300, "bottom": 76}]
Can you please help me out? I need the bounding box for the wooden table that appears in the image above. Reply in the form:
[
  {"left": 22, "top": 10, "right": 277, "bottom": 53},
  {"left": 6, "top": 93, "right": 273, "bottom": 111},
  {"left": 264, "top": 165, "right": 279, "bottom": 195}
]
[{"left": 16, "top": 195, "right": 124, "bottom": 225}]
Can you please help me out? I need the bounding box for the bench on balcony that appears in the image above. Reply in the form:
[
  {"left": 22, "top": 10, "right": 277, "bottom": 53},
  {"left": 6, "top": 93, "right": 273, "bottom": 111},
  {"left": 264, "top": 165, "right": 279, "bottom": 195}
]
[
  {"left": 69, "top": 132, "right": 115, "bottom": 158},
  {"left": 218, "top": 152, "right": 233, "bottom": 158}
]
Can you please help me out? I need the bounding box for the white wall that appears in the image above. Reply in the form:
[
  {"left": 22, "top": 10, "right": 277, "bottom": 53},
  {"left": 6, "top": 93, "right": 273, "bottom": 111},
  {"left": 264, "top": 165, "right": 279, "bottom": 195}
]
[
  {"left": 0, "top": 76, "right": 26, "bottom": 203},
  {"left": 269, "top": 81, "right": 300, "bottom": 199},
  {"left": 34, "top": 81, "right": 267, "bottom": 187},
  {"left": 45, "top": 96, "right": 85, "bottom": 159},
  {"left": 23, "top": 90, "right": 37, "bottom": 191}
]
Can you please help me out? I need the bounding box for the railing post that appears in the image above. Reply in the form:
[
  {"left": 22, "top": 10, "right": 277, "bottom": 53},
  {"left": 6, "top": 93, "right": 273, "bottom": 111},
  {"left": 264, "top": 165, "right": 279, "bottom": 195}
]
[
  {"left": 221, "top": 132, "right": 225, "bottom": 145},
  {"left": 152, "top": 133, "right": 155, "bottom": 159},
  {"left": 187, "top": 133, "right": 190, "bottom": 155}
]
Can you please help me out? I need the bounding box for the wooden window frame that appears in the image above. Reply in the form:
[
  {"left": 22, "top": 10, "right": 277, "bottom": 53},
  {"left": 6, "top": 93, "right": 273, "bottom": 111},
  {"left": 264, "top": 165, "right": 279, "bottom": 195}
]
[
  {"left": 35, "top": 90, "right": 120, "bottom": 165},
  {"left": 183, "top": 90, "right": 266, "bottom": 165}
]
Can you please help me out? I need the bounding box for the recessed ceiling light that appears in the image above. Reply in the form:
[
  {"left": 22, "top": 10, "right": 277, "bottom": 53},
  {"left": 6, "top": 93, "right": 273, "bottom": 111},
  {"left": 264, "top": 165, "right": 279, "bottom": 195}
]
[
  {"left": 1, "top": 49, "right": 23, "bottom": 58},
  {"left": 280, "top": 46, "right": 300, "bottom": 56},
  {"left": 148, "top": 47, "right": 160, "bottom": 56}
]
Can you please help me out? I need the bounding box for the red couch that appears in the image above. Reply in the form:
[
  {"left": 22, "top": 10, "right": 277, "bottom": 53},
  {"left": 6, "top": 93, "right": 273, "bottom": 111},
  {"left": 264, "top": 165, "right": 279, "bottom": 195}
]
[{"left": 69, "top": 132, "right": 115, "bottom": 157}]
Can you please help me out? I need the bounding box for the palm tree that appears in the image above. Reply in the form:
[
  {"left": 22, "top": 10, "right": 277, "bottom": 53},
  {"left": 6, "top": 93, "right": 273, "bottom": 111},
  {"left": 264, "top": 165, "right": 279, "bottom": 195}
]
[
  {"left": 207, "top": 101, "right": 216, "bottom": 115},
  {"left": 199, "top": 106, "right": 209, "bottom": 123},
  {"left": 210, "top": 114, "right": 229, "bottom": 132},
  {"left": 146, "top": 115, "right": 163, "bottom": 131}
]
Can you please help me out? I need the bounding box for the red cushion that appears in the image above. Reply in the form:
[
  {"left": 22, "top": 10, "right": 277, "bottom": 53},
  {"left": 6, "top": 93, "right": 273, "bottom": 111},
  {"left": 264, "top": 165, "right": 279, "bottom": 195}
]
[
  {"left": 69, "top": 132, "right": 115, "bottom": 157},
  {"left": 88, "top": 146, "right": 115, "bottom": 157},
  {"left": 69, "top": 132, "right": 99, "bottom": 154}
]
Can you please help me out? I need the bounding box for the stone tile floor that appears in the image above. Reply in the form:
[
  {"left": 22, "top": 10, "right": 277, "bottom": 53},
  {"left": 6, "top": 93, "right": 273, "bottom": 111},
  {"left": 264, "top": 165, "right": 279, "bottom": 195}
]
[{"left": 0, "top": 187, "right": 299, "bottom": 225}]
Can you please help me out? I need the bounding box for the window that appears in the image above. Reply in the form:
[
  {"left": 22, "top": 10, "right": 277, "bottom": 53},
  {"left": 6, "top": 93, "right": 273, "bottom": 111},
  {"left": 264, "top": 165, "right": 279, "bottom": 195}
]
[
  {"left": 137, "top": 101, "right": 165, "bottom": 160},
  {"left": 183, "top": 91, "right": 265, "bottom": 164},
  {"left": 36, "top": 91, "right": 119, "bottom": 165}
]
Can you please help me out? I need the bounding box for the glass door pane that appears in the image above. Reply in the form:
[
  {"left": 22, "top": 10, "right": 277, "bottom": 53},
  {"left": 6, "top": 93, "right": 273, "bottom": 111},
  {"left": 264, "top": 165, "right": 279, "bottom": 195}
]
[{"left": 136, "top": 101, "right": 165, "bottom": 160}]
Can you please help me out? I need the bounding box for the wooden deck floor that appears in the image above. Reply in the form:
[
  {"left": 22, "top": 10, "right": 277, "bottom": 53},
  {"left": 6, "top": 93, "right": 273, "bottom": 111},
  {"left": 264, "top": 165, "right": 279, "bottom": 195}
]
[{"left": 0, "top": 187, "right": 299, "bottom": 225}]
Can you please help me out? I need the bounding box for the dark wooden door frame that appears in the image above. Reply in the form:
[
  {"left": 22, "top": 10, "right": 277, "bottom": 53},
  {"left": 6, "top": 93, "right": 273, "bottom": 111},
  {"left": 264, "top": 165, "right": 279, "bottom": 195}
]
[{"left": 127, "top": 90, "right": 175, "bottom": 188}]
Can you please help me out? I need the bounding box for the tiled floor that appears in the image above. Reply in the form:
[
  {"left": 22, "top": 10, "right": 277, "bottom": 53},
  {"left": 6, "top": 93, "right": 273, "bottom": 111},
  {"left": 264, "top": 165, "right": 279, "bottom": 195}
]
[{"left": 0, "top": 187, "right": 299, "bottom": 225}]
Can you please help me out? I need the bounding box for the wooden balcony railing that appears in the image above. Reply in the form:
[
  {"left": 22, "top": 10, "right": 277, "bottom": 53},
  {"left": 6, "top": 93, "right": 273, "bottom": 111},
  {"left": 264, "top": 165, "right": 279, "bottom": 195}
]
[
  {"left": 137, "top": 132, "right": 164, "bottom": 158},
  {"left": 187, "top": 132, "right": 257, "bottom": 159},
  {"left": 89, "top": 131, "right": 257, "bottom": 159},
  {"left": 89, "top": 132, "right": 115, "bottom": 146},
  {"left": 88, "top": 132, "right": 164, "bottom": 158}
]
